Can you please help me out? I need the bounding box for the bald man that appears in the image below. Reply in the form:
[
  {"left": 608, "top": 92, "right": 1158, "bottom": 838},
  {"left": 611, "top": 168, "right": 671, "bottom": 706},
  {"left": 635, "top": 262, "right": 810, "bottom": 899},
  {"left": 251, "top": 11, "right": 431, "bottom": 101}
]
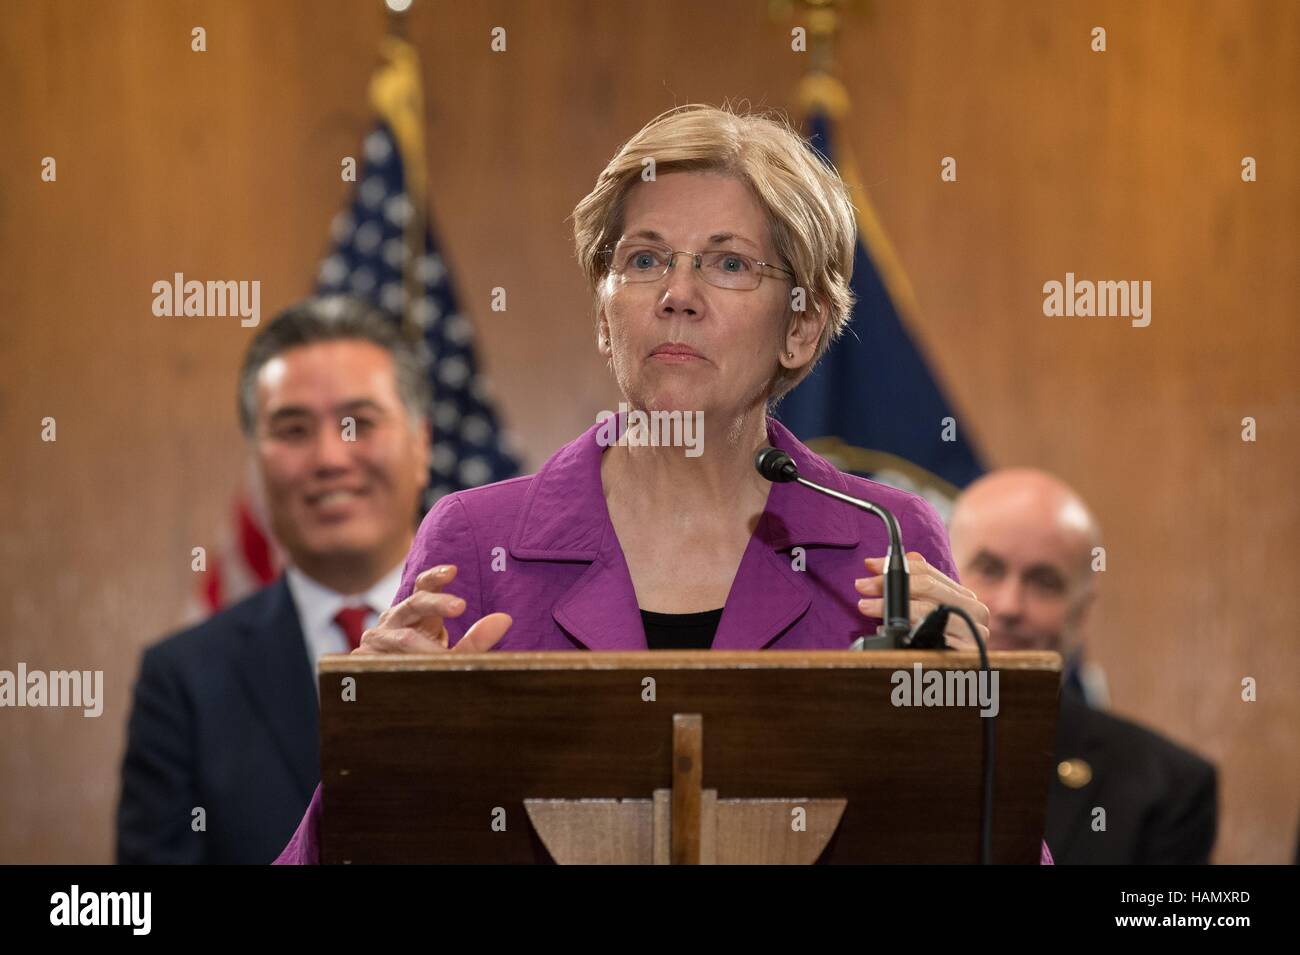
[{"left": 950, "top": 469, "right": 1217, "bottom": 864}]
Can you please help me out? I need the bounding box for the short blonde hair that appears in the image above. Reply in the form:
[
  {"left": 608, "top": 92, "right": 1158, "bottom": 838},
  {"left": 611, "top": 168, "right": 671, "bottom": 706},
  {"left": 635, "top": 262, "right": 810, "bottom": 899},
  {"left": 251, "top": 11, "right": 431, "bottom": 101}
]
[{"left": 572, "top": 103, "right": 857, "bottom": 401}]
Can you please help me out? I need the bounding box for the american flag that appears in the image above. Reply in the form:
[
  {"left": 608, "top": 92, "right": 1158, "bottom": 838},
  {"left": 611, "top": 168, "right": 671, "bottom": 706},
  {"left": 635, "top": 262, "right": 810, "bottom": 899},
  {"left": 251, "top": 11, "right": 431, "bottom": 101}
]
[{"left": 194, "top": 118, "right": 519, "bottom": 614}]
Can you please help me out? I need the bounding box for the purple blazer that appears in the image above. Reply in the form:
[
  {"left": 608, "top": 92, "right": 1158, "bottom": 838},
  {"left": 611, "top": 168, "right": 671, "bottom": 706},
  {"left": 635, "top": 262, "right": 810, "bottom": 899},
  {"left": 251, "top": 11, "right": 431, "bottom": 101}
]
[{"left": 274, "top": 416, "right": 1053, "bottom": 864}]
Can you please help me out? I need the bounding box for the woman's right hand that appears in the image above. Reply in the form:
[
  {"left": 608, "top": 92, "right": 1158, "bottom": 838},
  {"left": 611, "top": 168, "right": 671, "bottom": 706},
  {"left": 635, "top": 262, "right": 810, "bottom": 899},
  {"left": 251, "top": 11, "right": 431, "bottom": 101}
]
[{"left": 354, "top": 564, "right": 512, "bottom": 654}]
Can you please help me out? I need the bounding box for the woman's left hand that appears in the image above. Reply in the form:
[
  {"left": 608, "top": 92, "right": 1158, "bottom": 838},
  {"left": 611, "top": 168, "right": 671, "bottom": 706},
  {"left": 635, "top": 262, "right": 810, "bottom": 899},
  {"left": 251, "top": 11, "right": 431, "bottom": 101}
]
[{"left": 854, "top": 551, "right": 991, "bottom": 650}]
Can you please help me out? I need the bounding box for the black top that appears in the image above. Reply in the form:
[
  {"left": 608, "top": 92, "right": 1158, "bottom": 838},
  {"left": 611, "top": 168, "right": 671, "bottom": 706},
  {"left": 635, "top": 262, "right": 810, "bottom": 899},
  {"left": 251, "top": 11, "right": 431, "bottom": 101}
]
[{"left": 640, "top": 607, "right": 724, "bottom": 650}]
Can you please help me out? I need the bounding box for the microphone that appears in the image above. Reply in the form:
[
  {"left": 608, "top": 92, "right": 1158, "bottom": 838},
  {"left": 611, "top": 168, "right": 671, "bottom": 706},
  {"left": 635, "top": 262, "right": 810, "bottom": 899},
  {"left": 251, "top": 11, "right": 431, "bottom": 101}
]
[
  {"left": 755, "top": 447, "right": 911, "bottom": 649},
  {"left": 758, "top": 448, "right": 1001, "bottom": 862}
]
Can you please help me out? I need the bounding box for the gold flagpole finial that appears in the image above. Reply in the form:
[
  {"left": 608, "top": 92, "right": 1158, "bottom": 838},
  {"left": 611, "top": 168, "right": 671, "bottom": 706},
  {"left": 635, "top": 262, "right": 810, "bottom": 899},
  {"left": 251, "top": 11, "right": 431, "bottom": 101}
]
[
  {"left": 772, "top": 0, "right": 922, "bottom": 324},
  {"left": 769, "top": 0, "right": 867, "bottom": 77},
  {"left": 769, "top": 0, "right": 867, "bottom": 117}
]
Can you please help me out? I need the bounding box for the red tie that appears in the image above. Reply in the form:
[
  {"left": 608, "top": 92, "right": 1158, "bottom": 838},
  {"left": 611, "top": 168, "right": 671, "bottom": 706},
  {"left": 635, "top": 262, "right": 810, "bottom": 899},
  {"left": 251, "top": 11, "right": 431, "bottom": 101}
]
[{"left": 334, "top": 605, "right": 371, "bottom": 651}]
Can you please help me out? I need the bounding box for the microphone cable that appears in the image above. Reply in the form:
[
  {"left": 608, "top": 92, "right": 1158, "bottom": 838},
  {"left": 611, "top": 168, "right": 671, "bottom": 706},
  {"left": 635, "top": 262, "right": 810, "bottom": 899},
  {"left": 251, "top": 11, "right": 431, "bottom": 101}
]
[{"left": 910, "top": 604, "right": 997, "bottom": 865}]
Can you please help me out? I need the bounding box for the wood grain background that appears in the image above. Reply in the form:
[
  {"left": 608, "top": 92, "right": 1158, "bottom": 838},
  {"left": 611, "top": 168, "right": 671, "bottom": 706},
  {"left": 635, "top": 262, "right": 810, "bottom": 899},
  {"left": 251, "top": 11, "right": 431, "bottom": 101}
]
[{"left": 1, "top": 0, "right": 1296, "bottom": 863}]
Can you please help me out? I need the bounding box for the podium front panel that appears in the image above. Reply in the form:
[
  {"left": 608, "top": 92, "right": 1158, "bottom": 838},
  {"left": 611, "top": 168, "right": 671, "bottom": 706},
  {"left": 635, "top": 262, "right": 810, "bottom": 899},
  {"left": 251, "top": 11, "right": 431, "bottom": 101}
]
[{"left": 318, "top": 650, "right": 1060, "bottom": 863}]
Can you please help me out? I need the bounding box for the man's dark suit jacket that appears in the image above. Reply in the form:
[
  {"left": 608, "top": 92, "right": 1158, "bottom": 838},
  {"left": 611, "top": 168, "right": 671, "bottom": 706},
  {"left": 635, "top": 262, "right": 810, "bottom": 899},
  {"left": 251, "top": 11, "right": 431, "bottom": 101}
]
[
  {"left": 117, "top": 578, "right": 319, "bottom": 864},
  {"left": 1046, "top": 684, "right": 1217, "bottom": 864}
]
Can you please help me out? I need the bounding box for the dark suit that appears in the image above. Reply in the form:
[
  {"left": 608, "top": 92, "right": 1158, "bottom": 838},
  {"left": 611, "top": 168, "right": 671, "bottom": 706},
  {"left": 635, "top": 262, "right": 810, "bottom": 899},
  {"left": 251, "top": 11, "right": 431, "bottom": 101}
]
[
  {"left": 117, "top": 579, "right": 319, "bottom": 864},
  {"left": 1046, "top": 685, "right": 1217, "bottom": 864}
]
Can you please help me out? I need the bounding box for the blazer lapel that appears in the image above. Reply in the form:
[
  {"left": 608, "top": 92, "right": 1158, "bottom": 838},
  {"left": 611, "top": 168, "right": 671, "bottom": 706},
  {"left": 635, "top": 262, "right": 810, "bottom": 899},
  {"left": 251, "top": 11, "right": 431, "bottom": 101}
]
[
  {"left": 234, "top": 579, "right": 320, "bottom": 801},
  {"left": 551, "top": 522, "right": 647, "bottom": 651},
  {"left": 713, "top": 419, "right": 861, "bottom": 649},
  {"left": 512, "top": 415, "right": 862, "bottom": 652},
  {"left": 710, "top": 532, "right": 813, "bottom": 650},
  {"left": 511, "top": 416, "right": 645, "bottom": 650}
]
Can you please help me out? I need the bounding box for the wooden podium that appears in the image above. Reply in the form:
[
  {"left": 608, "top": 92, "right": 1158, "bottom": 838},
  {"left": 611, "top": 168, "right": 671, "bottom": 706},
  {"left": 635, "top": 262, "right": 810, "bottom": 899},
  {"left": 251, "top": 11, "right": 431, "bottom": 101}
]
[{"left": 318, "top": 650, "right": 1060, "bottom": 863}]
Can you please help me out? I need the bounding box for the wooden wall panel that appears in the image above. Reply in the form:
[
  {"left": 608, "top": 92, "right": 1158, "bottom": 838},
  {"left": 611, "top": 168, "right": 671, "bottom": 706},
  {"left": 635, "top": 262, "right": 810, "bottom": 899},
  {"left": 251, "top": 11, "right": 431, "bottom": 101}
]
[{"left": 0, "top": 0, "right": 1295, "bottom": 863}]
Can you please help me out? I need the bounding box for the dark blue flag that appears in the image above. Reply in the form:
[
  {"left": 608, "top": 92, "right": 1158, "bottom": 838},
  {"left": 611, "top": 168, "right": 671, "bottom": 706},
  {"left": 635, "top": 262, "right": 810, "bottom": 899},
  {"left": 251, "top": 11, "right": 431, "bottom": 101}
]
[{"left": 774, "top": 108, "right": 984, "bottom": 519}]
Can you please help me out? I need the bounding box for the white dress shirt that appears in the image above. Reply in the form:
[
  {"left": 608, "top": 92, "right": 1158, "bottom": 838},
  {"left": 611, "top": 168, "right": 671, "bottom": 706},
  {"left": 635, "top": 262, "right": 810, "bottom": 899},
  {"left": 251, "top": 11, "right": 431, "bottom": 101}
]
[{"left": 284, "top": 563, "right": 405, "bottom": 692}]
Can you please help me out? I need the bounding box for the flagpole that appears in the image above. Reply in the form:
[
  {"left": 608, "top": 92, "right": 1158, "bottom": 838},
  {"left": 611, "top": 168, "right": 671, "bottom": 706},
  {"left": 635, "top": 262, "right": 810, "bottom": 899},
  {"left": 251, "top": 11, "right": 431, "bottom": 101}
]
[
  {"left": 779, "top": 0, "right": 922, "bottom": 327},
  {"left": 372, "top": 0, "right": 427, "bottom": 345}
]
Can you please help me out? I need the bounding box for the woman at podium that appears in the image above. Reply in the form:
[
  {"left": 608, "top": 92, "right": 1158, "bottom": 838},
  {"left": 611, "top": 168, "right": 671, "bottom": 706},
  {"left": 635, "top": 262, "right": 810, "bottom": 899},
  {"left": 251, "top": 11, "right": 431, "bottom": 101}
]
[{"left": 275, "top": 103, "right": 1004, "bottom": 864}]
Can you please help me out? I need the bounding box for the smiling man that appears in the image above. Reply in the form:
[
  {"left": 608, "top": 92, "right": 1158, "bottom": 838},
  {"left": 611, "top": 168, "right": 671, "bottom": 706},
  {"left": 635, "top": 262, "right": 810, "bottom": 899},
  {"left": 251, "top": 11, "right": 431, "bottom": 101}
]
[{"left": 117, "top": 296, "right": 431, "bottom": 863}]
